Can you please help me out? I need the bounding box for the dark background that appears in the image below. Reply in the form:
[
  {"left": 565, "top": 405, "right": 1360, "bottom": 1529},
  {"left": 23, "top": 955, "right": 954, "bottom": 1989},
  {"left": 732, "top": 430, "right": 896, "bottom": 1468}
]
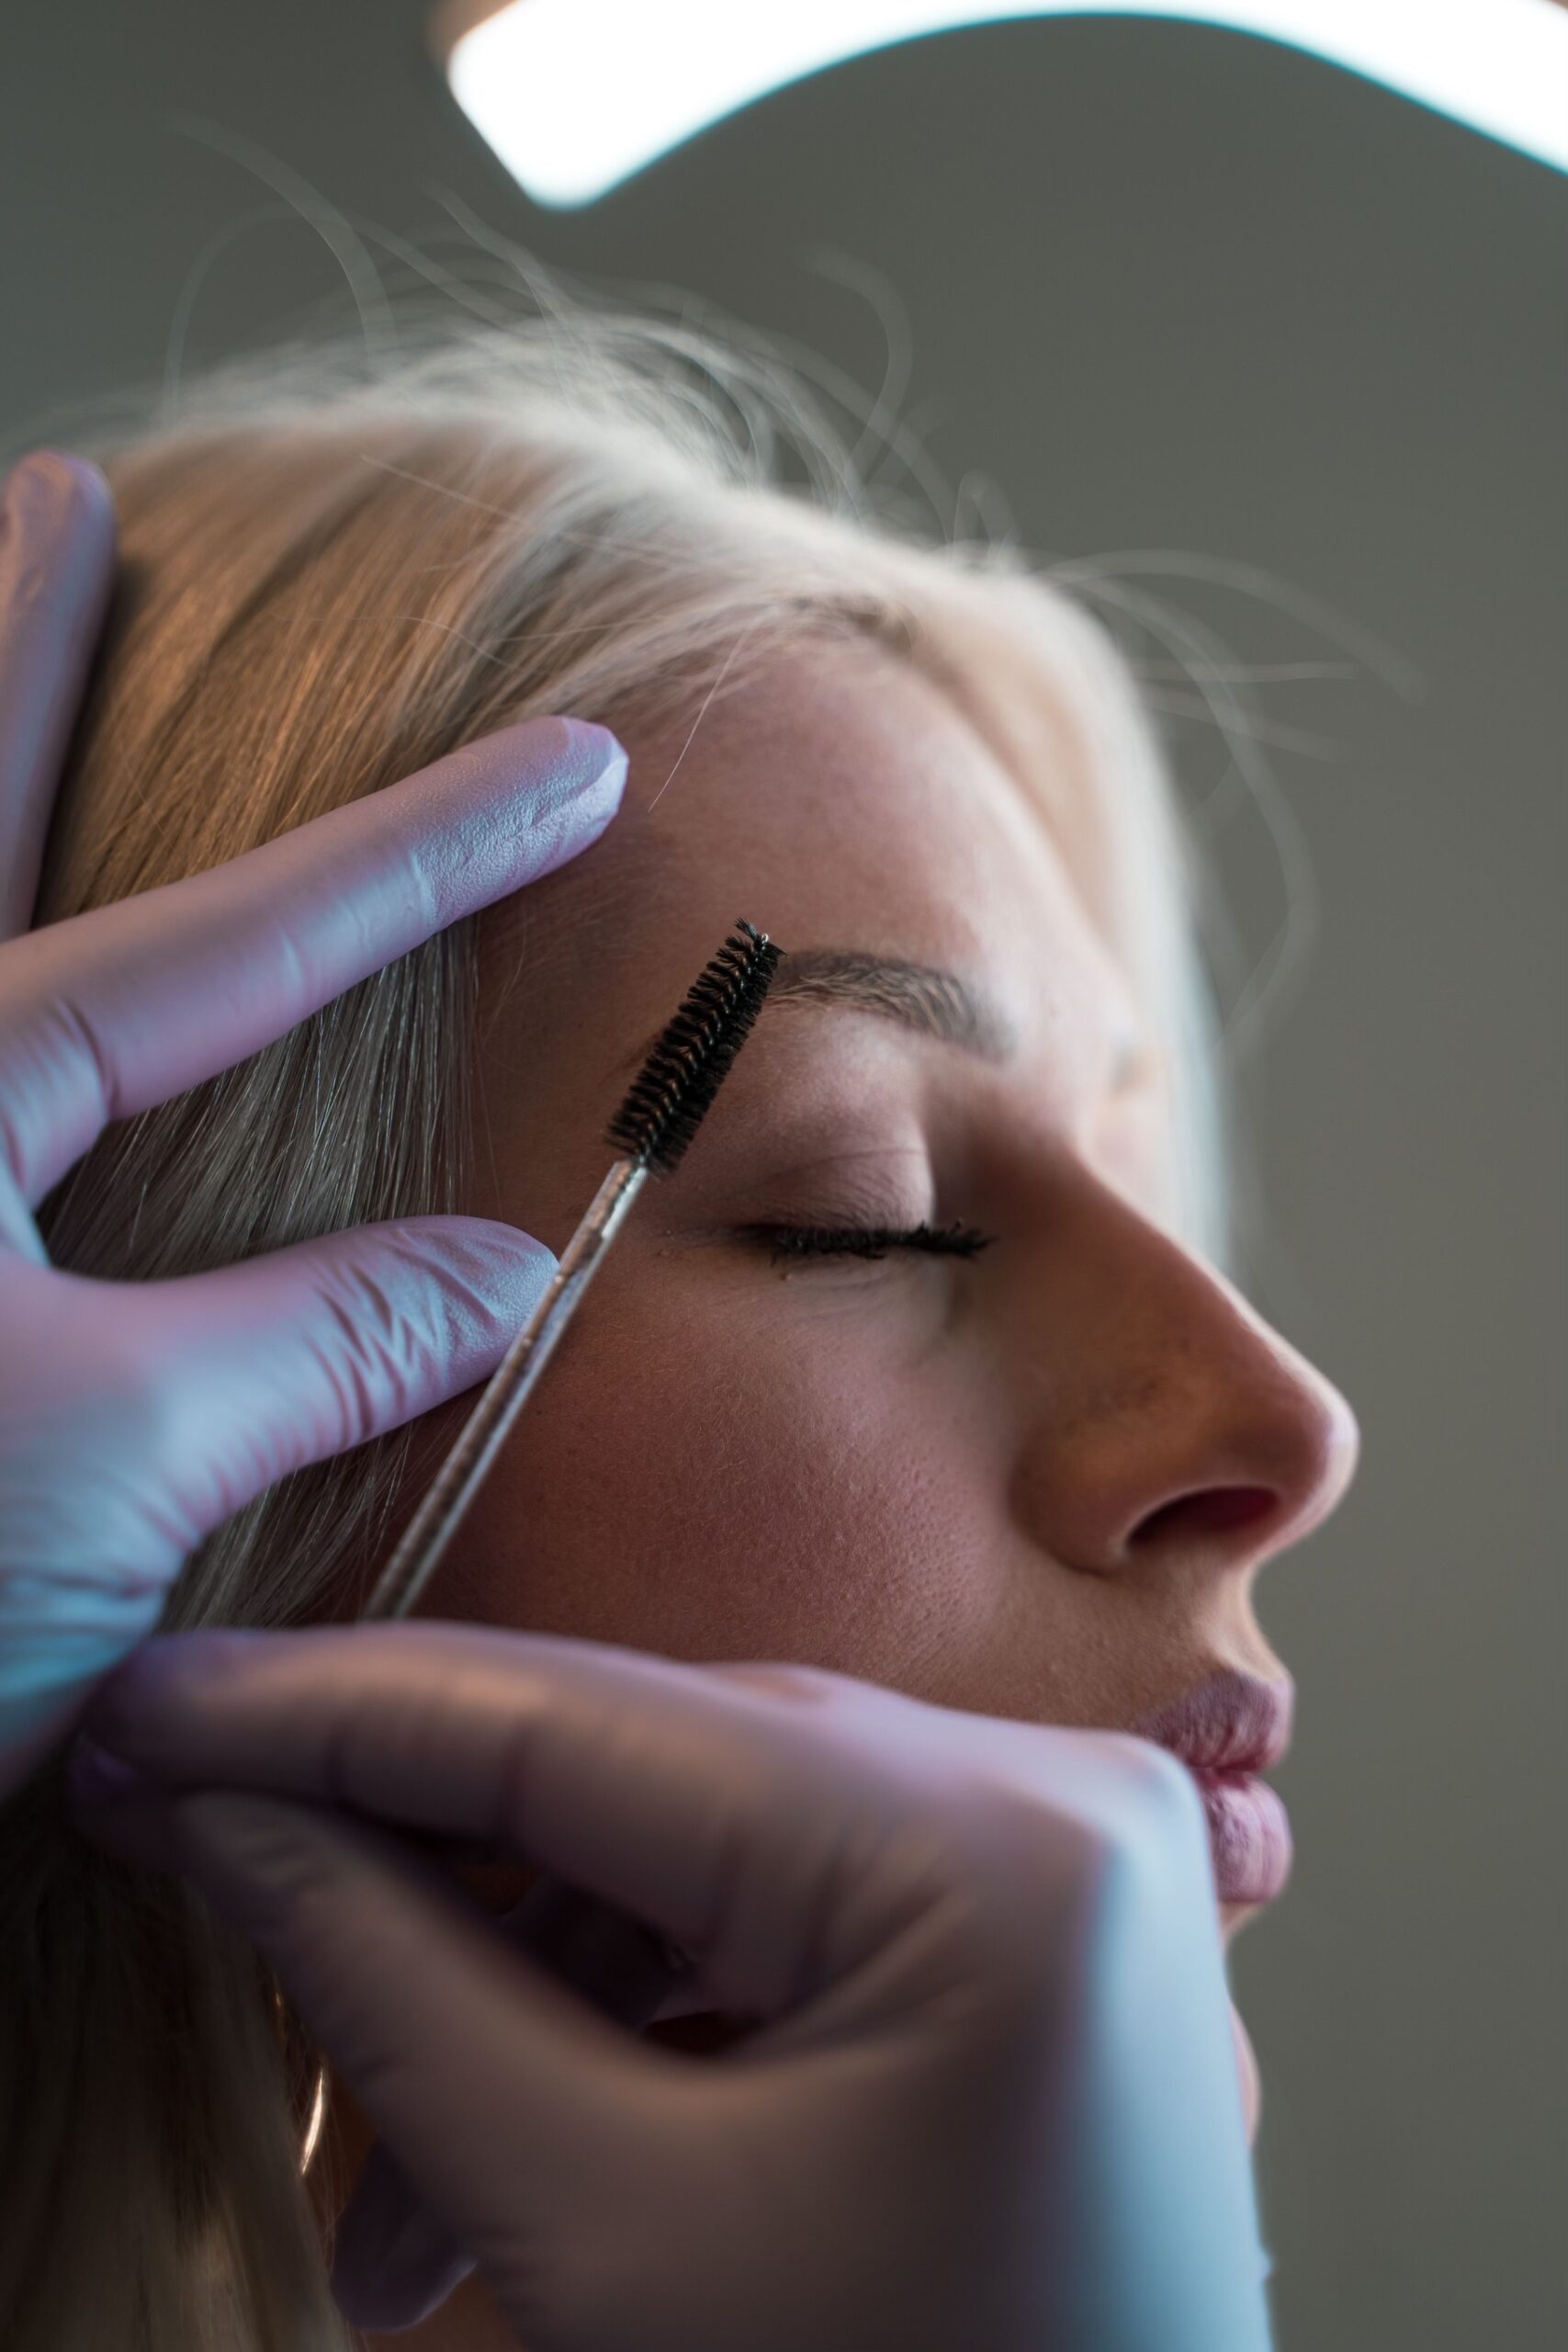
[{"left": 5, "top": 6, "right": 1563, "bottom": 2345}]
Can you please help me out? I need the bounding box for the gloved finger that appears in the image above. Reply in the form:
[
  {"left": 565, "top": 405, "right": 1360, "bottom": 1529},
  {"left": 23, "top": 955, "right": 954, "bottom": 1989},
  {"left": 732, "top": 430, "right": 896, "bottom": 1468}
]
[
  {"left": 333, "top": 1879, "right": 684, "bottom": 2331},
  {"left": 0, "top": 1220, "right": 553, "bottom": 1781},
  {"left": 73, "top": 1781, "right": 689, "bottom": 2312},
  {"left": 82, "top": 1625, "right": 1202, "bottom": 1992},
  {"left": 82, "top": 1623, "right": 939, "bottom": 2023},
  {"left": 332, "top": 2141, "right": 475, "bottom": 2333},
  {"left": 68, "top": 1745, "right": 694, "bottom": 2333},
  {"left": 109, "top": 1214, "right": 559, "bottom": 1539},
  {"left": 0, "top": 452, "right": 116, "bottom": 940},
  {"left": 0, "top": 714, "right": 626, "bottom": 1208},
  {"left": 64, "top": 1750, "right": 472, "bottom": 2333}
]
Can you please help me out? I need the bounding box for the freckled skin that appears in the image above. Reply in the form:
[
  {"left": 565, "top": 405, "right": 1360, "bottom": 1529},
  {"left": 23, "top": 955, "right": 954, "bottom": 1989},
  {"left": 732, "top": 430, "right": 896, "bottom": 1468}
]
[{"left": 333, "top": 639, "right": 1359, "bottom": 2347}]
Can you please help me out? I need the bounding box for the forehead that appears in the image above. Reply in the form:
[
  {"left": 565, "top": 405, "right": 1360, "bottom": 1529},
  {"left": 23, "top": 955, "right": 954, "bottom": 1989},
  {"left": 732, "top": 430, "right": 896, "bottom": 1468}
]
[
  {"left": 479, "top": 632, "right": 1147, "bottom": 1148},
  {"left": 614, "top": 634, "right": 1138, "bottom": 1032}
]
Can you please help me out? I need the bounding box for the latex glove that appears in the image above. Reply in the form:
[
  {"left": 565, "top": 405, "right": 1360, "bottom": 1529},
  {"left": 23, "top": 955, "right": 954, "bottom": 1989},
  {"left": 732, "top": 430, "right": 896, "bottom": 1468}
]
[
  {"left": 73, "top": 1624, "right": 1275, "bottom": 2352},
  {"left": 0, "top": 451, "right": 628, "bottom": 1799}
]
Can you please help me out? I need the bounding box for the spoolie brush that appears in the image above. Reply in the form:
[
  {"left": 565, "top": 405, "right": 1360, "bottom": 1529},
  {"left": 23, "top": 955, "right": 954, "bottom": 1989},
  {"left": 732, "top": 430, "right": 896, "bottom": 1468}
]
[
  {"left": 361, "top": 919, "right": 783, "bottom": 1623},
  {"left": 345, "top": 923, "right": 784, "bottom": 2063}
]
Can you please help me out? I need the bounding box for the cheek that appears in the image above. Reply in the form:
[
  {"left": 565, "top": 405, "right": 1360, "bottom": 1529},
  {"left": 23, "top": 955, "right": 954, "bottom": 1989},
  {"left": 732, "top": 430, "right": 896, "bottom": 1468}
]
[{"left": 437, "top": 1276, "right": 1009, "bottom": 1686}]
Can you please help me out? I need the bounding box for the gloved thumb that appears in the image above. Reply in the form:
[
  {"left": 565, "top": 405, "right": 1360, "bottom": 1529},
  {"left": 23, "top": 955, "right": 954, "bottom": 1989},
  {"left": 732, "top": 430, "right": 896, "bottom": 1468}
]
[
  {"left": 332, "top": 1875, "right": 691, "bottom": 2329},
  {"left": 333, "top": 2142, "right": 472, "bottom": 2332},
  {"left": 72, "top": 1775, "right": 692, "bottom": 2338}
]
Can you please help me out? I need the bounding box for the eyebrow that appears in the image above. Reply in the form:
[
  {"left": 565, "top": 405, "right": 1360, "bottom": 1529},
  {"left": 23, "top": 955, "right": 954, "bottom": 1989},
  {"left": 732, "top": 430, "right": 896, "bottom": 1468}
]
[
  {"left": 769, "top": 952, "right": 1152, "bottom": 1088},
  {"left": 763, "top": 951, "right": 1016, "bottom": 1061},
  {"left": 608, "top": 948, "right": 1017, "bottom": 1084}
]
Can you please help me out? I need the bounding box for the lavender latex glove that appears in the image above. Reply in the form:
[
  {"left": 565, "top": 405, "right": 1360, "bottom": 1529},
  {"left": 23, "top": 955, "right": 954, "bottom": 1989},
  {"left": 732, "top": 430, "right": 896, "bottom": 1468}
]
[
  {"left": 74, "top": 1625, "right": 1275, "bottom": 2352},
  {"left": 0, "top": 450, "right": 628, "bottom": 1799}
]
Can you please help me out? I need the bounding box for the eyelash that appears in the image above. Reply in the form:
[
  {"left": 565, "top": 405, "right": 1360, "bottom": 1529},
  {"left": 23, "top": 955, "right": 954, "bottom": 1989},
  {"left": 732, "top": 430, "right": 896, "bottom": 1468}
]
[{"left": 741, "top": 1219, "right": 998, "bottom": 1265}]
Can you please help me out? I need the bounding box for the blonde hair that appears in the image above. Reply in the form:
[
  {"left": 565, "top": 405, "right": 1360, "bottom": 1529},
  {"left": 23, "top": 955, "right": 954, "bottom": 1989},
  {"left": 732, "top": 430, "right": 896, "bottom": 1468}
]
[{"left": 0, "top": 273, "right": 1236, "bottom": 2347}]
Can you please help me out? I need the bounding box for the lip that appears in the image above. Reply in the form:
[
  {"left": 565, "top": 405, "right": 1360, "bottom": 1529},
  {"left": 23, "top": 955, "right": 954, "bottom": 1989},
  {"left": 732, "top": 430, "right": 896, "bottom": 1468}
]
[{"left": 1132, "top": 1668, "right": 1296, "bottom": 1905}]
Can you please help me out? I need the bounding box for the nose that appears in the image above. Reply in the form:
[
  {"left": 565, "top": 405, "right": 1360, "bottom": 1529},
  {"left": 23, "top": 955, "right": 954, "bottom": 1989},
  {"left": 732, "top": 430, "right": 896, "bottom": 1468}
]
[{"left": 1008, "top": 1192, "right": 1361, "bottom": 1580}]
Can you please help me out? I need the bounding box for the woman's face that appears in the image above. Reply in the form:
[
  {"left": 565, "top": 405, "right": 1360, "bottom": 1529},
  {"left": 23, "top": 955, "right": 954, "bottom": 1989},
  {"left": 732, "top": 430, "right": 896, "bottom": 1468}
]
[{"left": 431, "top": 631, "right": 1358, "bottom": 2122}]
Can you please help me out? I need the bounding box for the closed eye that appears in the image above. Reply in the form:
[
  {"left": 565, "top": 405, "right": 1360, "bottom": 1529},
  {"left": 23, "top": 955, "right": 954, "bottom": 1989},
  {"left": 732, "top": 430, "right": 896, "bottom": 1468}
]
[{"left": 738, "top": 1220, "right": 996, "bottom": 1264}]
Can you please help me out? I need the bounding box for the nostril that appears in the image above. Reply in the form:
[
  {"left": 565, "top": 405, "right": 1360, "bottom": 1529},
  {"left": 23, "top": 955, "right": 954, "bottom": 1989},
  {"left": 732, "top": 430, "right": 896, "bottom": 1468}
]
[{"left": 1136, "top": 1486, "right": 1279, "bottom": 1545}]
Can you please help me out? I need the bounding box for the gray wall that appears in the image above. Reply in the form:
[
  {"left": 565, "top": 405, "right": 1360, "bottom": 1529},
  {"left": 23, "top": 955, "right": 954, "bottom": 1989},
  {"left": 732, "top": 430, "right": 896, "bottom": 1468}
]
[{"left": 5, "top": 6, "right": 1563, "bottom": 2346}]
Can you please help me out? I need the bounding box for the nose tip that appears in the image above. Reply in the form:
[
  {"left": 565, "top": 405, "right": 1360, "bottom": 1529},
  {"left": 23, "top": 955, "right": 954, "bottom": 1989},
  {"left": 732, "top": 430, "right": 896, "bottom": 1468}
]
[
  {"left": 1327, "top": 1384, "right": 1362, "bottom": 1488},
  {"left": 1278, "top": 1359, "right": 1362, "bottom": 1551}
]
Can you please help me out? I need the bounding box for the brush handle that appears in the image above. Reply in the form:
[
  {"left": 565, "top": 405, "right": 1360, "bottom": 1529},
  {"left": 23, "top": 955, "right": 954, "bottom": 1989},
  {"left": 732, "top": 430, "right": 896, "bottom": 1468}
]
[
  {"left": 360, "top": 1144, "right": 693, "bottom": 1979},
  {"left": 357, "top": 1145, "right": 697, "bottom": 2271},
  {"left": 360, "top": 1157, "right": 648, "bottom": 1623}
]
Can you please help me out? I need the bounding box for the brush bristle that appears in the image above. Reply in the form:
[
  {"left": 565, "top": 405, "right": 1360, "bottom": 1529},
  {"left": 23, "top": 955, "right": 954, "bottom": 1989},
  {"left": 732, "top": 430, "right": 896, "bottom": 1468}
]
[{"left": 608, "top": 919, "right": 784, "bottom": 1176}]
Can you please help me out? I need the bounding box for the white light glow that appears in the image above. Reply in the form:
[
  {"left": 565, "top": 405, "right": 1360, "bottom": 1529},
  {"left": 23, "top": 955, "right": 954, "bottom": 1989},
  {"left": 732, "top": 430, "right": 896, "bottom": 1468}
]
[{"left": 441, "top": 0, "right": 1568, "bottom": 208}]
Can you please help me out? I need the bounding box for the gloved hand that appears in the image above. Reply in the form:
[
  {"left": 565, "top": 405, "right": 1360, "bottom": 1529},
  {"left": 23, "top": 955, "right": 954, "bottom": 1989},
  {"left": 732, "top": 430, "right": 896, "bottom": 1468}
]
[
  {"left": 73, "top": 1623, "right": 1275, "bottom": 2352},
  {"left": 0, "top": 450, "right": 628, "bottom": 1799}
]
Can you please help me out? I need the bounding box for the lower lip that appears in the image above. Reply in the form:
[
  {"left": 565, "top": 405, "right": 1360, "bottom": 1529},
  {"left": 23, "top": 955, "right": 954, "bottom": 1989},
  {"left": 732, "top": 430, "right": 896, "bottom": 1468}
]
[{"left": 1194, "top": 1770, "right": 1292, "bottom": 1905}]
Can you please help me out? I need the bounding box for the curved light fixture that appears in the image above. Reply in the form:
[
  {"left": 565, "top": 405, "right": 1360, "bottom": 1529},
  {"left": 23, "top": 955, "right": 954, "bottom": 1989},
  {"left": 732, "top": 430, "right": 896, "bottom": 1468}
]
[{"left": 437, "top": 0, "right": 1568, "bottom": 209}]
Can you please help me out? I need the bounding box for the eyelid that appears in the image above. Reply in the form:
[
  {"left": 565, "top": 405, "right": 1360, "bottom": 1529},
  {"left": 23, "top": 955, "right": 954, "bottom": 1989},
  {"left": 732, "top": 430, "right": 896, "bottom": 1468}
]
[
  {"left": 736, "top": 1141, "right": 931, "bottom": 1191},
  {"left": 700, "top": 1144, "right": 935, "bottom": 1230}
]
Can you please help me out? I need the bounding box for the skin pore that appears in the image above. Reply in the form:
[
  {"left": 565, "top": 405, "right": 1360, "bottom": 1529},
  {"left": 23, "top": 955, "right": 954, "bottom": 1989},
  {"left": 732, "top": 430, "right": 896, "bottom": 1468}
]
[{"left": 329, "top": 632, "right": 1359, "bottom": 2348}]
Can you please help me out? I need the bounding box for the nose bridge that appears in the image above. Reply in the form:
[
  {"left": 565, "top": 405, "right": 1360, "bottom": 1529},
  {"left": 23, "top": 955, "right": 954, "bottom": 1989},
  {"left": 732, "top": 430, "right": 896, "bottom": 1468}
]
[{"left": 1004, "top": 1175, "right": 1360, "bottom": 1577}]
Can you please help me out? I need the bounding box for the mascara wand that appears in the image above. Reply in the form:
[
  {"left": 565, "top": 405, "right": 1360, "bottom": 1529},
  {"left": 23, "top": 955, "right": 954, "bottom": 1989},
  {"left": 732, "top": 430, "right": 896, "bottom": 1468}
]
[
  {"left": 361, "top": 918, "right": 782, "bottom": 1624},
  {"left": 288, "top": 924, "right": 784, "bottom": 2259},
  {"left": 344, "top": 918, "right": 784, "bottom": 2129}
]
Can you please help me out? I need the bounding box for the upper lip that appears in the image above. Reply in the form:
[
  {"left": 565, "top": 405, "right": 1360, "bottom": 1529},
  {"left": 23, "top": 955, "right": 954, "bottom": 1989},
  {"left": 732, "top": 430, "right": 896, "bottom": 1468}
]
[{"left": 1130, "top": 1668, "right": 1295, "bottom": 1775}]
